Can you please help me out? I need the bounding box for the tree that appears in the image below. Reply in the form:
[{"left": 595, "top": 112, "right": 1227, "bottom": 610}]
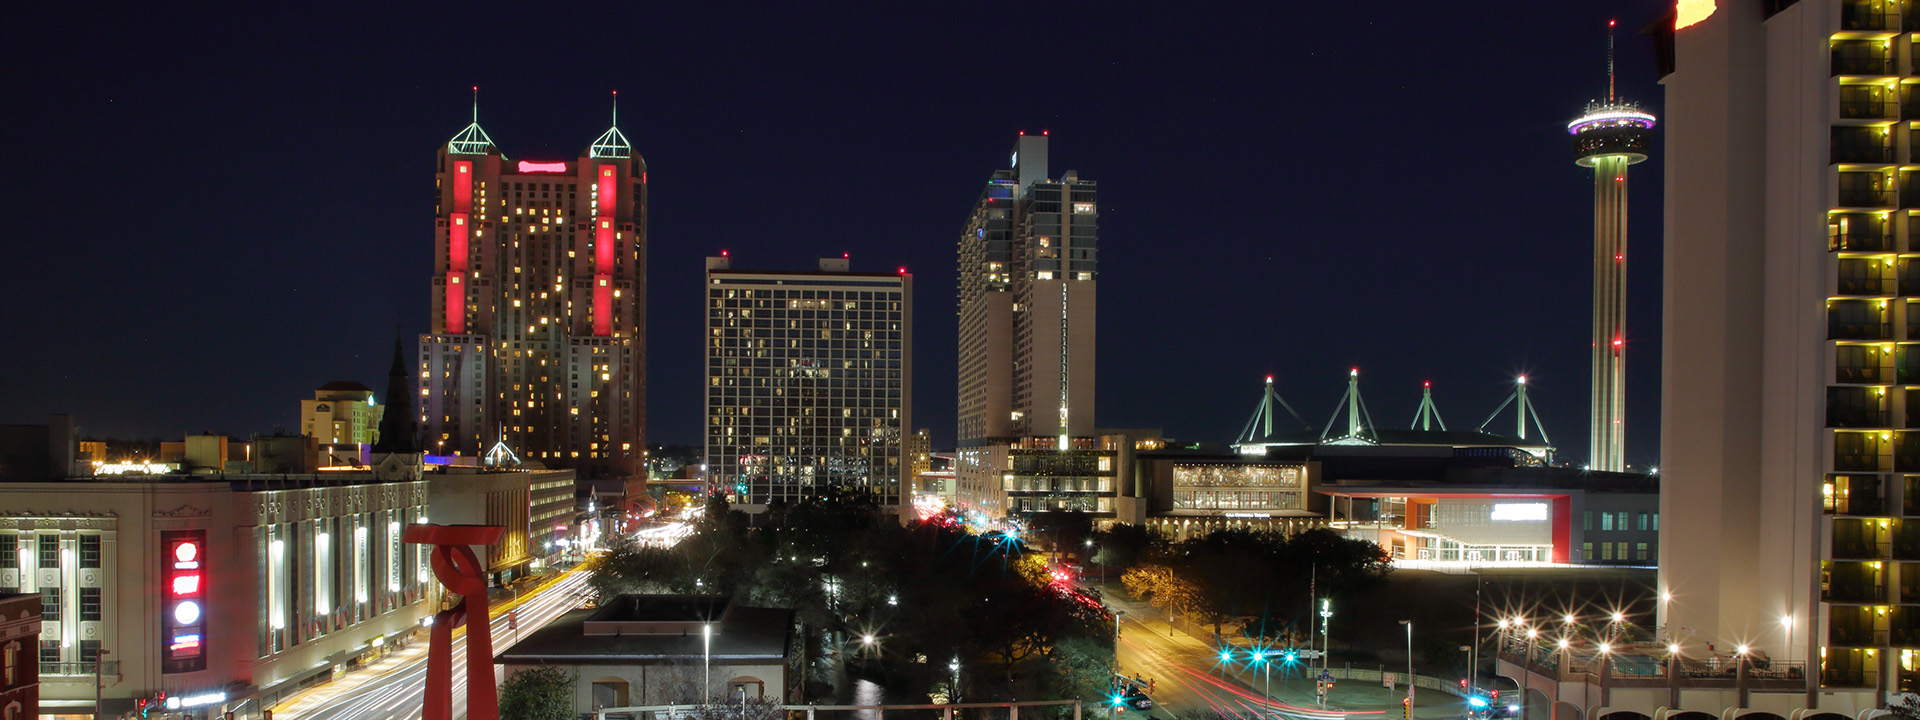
[
  {"left": 1122, "top": 564, "right": 1201, "bottom": 618},
  {"left": 1091, "top": 523, "right": 1162, "bottom": 573},
  {"left": 500, "top": 665, "right": 574, "bottom": 720}
]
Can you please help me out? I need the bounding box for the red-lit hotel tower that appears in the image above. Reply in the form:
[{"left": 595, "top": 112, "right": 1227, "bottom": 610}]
[{"left": 420, "top": 97, "right": 646, "bottom": 476}]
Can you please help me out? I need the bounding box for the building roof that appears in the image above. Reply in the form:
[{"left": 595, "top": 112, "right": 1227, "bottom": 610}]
[
  {"left": 1237, "top": 426, "right": 1543, "bottom": 450},
  {"left": 497, "top": 600, "right": 793, "bottom": 666},
  {"left": 316, "top": 381, "right": 374, "bottom": 393}
]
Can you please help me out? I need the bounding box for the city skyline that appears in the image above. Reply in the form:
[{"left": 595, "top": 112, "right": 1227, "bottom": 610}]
[{"left": 3, "top": 1, "right": 1669, "bottom": 467}]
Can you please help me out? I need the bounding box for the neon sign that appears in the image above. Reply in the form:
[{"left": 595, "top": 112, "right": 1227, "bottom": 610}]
[
  {"left": 517, "top": 161, "right": 568, "bottom": 173},
  {"left": 162, "top": 530, "right": 207, "bottom": 673}
]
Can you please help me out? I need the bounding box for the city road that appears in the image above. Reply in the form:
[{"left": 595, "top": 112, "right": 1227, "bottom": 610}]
[
  {"left": 271, "top": 568, "right": 594, "bottom": 720},
  {"left": 1108, "top": 594, "right": 1465, "bottom": 720}
]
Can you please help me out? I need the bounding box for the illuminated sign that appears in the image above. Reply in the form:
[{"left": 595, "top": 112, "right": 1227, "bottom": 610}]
[
  {"left": 92, "top": 461, "right": 176, "bottom": 475},
  {"left": 161, "top": 530, "right": 207, "bottom": 673},
  {"left": 164, "top": 691, "right": 226, "bottom": 710},
  {"left": 517, "top": 161, "right": 568, "bottom": 173},
  {"left": 1489, "top": 503, "right": 1550, "bottom": 522}
]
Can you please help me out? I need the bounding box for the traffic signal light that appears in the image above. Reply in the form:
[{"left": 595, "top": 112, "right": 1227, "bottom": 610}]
[
  {"left": 1460, "top": 679, "right": 1469, "bottom": 688},
  {"left": 1403, "top": 698, "right": 1412, "bottom": 718},
  {"left": 1491, "top": 690, "right": 1500, "bottom": 700},
  {"left": 1220, "top": 649, "right": 1233, "bottom": 661}
]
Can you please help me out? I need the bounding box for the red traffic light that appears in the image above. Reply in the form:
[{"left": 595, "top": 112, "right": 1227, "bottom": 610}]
[
  {"left": 1491, "top": 690, "right": 1500, "bottom": 699},
  {"left": 1459, "top": 679, "right": 1468, "bottom": 688}
]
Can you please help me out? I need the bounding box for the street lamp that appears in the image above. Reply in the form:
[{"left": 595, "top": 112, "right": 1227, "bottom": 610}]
[
  {"left": 1113, "top": 610, "right": 1126, "bottom": 675},
  {"left": 704, "top": 623, "right": 713, "bottom": 704},
  {"left": 1398, "top": 620, "right": 1414, "bottom": 717},
  {"left": 1253, "top": 649, "right": 1272, "bottom": 720},
  {"left": 94, "top": 648, "right": 111, "bottom": 720}
]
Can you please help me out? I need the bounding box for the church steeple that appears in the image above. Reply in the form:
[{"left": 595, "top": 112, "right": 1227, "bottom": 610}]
[{"left": 372, "top": 335, "right": 420, "bottom": 454}]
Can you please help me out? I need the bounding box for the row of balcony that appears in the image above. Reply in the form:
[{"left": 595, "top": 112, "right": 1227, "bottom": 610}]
[
  {"left": 1823, "top": 474, "right": 1920, "bottom": 515},
  {"left": 1842, "top": 1, "right": 1920, "bottom": 32}
]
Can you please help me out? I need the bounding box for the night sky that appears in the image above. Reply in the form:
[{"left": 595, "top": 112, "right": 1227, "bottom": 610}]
[{"left": 5, "top": 1, "right": 1671, "bottom": 468}]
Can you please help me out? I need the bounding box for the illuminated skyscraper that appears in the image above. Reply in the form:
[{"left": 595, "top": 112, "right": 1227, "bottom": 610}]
[
  {"left": 419, "top": 93, "right": 647, "bottom": 476},
  {"left": 703, "top": 255, "right": 911, "bottom": 510},
  {"left": 956, "top": 133, "right": 1103, "bottom": 516},
  {"left": 1569, "top": 22, "right": 1655, "bottom": 474},
  {"left": 1658, "top": 0, "right": 1908, "bottom": 711}
]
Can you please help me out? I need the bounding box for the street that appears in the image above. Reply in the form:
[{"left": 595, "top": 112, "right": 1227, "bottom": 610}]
[
  {"left": 1105, "top": 589, "right": 1468, "bottom": 720},
  {"left": 270, "top": 568, "right": 594, "bottom": 720}
]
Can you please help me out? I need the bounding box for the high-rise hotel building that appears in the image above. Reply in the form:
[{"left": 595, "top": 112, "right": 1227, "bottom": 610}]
[
  {"left": 703, "top": 255, "right": 911, "bottom": 511},
  {"left": 955, "top": 134, "right": 1109, "bottom": 517},
  {"left": 1660, "top": 0, "right": 1920, "bottom": 710},
  {"left": 419, "top": 102, "right": 646, "bottom": 476}
]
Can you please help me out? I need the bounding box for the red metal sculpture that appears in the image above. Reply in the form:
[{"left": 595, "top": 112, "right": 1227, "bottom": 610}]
[{"left": 404, "top": 523, "right": 506, "bottom": 720}]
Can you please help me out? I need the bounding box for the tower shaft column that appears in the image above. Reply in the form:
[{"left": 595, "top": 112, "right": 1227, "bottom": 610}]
[{"left": 1591, "top": 155, "right": 1630, "bottom": 472}]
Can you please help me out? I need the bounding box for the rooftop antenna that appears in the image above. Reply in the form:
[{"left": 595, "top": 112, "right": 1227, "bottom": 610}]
[
  {"left": 1607, "top": 19, "right": 1617, "bottom": 102},
  {"left": 472, "top": 85, "right": 479, "bottom": 123},
  {"left": 1411, "top": 381, "right": 1448, "bottom": 432},
  {"left": 612, "top": 89, "right": 619, "bottom": 126}
]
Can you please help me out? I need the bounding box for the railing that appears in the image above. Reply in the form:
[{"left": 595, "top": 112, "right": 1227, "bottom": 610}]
[
  {"left": 1836, "top": 145, "right": 1896, "bottom": 164},
  {"left": 1494, "top": 644, "right": 1808, "bottom": 690},
  {"left": 41, "top": 660, "right": 117, "bottom": 677},
  {"left": 1835, "top": 453, "right": 1886, "bottom": 472},
  {"left": 1839, "top": 275, "right": 1894, "bottom": 295},
  {"left": 1829, "top": 322, "right": 1894, "bottom": 340},
  {"left": 1838, "top": 365, "right": 1886, "bottom": 383},
  {"left": 1843, "top": 99, "right": 1900, "bottom": 119},
  {"left": 1840, "top": 189, "right": 1897, "bottom": 207},
  {"left": 1831, "top": 228, "right": 1894, "bottom": 251},
  {"left": 1823, "top": 582, "right": 1889, "bottom": 603},
  {"left": 1828, "top": 408, "right": 1891, "bottom": 428},
  {"left": 1843, "top": 4, "right": 1899, "bottom": 30},
  {"left": 1835, "top": 54, "right": 1894, "bottom": 76}
]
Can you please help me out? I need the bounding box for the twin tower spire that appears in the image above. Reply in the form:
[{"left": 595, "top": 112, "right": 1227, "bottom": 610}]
[{"left": 447, "top": 87, "right": 630, "bottom": 159}]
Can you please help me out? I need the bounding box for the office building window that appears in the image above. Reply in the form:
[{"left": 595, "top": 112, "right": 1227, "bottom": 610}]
[
  {"left": 79, "top": 588, "right": 100, "bottom": 621},
  {"left": 36, "top": 535, "right": 56, "bottom": 568},
  {"left": 0, "top": 536, "right": 14, "bottom": 567},
  {"left": 1652, "top": 513, "right": 1659, "bottom": 531},
  {"left": 1583, "top": 511, "right": 1593, "bottom": 530},
  {"left": 1617, "top": 542, "right": 1631, "bottom": 561},
  {"left": 1600, "top": 543, "right": 1613, "bottom": 560},
  {"left": 79, "top": 536, "right": 99, "bottom": 569},
  {"left": 1635, "top": 543, "right": 1649, "bottom": 561},
  {"left": 79, "top": 640, "right": 99, "bottom": 663},
  {"left": 1600, "top": 512, "right": 1614, "bottom": 531},
  {"left": 1616, "top": 512, "right": 1631, "bottom": 530},
  {"left": 40, "top": 588, "right": 58, "bottom": 621},
  {"left": 39, "top": 642, "right": 57, "bottom": 664}
]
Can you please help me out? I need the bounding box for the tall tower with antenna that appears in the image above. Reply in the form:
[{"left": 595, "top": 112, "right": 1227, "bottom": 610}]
[{"left": 1568, "top": 20, "right": 1654, "bottom": 473}]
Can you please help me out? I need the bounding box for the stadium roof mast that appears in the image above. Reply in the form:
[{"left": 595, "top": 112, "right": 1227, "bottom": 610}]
[
  {"left": 1478, "top": 375, "right": 1553, "bottom": 444},
  {"left": 1320, "top": 369, "right": 1378, "bottom": 444},
  {"left": 1238, "top": 375, "right": 1310, "bottom": 444},
  {"left": 1411, "top": 381, "right": 1447, "bottom": 431}
]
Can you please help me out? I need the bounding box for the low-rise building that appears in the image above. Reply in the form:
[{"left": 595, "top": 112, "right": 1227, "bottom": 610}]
[
  {"left": 0, "top": 593, "right": 41, "bottom": 720},
  {"left": 497, "top": 595, "right": 796, "bottom": 714}
]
